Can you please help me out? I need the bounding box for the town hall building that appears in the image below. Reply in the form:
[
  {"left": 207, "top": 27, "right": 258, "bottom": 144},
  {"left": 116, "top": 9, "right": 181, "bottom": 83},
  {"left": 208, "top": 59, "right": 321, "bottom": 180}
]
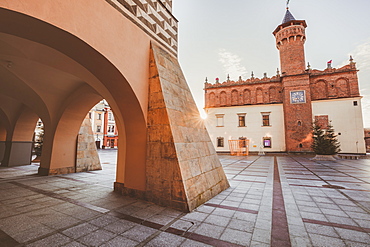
[{"left": 204, "top": 8, "right": 366, "bottom": 154}]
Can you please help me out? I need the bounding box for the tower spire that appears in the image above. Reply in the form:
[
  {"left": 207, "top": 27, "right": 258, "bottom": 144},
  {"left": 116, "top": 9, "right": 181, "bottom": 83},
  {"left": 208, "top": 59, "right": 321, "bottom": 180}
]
[
  {"left": 282, "top": 0, "right": 296, "bottom": 24},
  {"left": 282, "top": 8, "right": 295, "bottom": 24}
]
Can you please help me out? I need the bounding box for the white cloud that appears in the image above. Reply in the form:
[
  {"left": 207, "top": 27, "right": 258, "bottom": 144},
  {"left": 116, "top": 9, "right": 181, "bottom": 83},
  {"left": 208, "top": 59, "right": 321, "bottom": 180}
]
[
  {"left": 337, "top": 38, "right": 370, "bottom": 70},
  {"left": 218, "top": 49, "right": 248, "bottom": 80},
  {"left": 351, "top": 40, "right": 370, "bottom": 72}
]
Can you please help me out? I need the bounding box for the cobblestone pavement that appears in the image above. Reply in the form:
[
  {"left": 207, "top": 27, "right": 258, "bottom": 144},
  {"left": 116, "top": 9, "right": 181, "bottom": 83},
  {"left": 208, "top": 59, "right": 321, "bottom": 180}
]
[{"left": 0, "top": 150, "right": 370, "bottom": 246}]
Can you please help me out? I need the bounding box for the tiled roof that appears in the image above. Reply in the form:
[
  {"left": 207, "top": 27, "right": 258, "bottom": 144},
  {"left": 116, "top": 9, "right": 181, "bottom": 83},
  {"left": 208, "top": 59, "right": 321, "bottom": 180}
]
[{"left": 282, "top": 9, "right": 295, "bottom": 24}]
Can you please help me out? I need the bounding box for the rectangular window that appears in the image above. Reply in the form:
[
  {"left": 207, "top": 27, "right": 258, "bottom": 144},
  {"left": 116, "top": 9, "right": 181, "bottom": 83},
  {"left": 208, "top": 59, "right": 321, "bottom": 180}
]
[
  {"left": 238, "top": 113, "right": 246, "bottom": 127},
  {"left": 108, "top": 112, "right": 113, "bottom": 121},
  {"left": 262, "top": 113, "right": 270, "bottom": 126},
  {"left": 88, "top": 112, "right": 92, "bottom": 119},
  {"left": 314, "top": 115, "right": 329, "bottom": 129},
  {"left": 263, "top": 137, "right": 272, "bottom": 148},
  {"left": 353, "top": 101, "right": 358, "bottom": 106},
  {"left": 98, "top": 113, "right": 101, "bottom": 120},
  {"left": 239, "top": 137, "right": 247, "bottom": 147},
  {"left": 216, "top": 114, "right": 224, "bottom": 127},
  {"left": 217, "top": 137, "right": 224, "bottom": 147},
  {"left": 96, "top": 125, "right": 101, "bottom": 132}
]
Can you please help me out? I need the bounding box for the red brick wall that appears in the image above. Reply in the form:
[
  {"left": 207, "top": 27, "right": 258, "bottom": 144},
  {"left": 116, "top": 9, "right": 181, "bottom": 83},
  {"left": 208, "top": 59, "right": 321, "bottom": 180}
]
[
  {"left": 309, "top": 64, "right": 360, "bottom": 100},
  {"left": 204, "top": 64, "right": 359, "bottom": 109},
  {"left": 275, "top": 23, "right": 306, "bottom": 75},
  {"left": 204, "top": 79, "right": 283, "bottom": 107},
  {"left": 281, "top": 75, "right": 313, "bottom": 152}
]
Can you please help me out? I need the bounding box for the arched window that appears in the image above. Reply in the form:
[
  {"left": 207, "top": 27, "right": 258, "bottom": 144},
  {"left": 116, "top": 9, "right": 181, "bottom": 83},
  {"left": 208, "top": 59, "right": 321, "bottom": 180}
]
[
  {"left": 311, "top": 80, "right": 327, "bottom": 100},
  {"left": 220, "top": 91, "right": 227, "bottom": 106},
  {"left": 243, "top": 89, "right": 251, "bottom": 104},
  {"left": 269, "top": 87, "right": 277, "bottom": 103},
  {"left": 209, "top": 92, "right": 216, "bottom": 107},
  {"left": 256, "top": 88, "right": 263, "bottom": 104},
  {"left": 336, "top": 78, "right": 349, "bottom": 97},
  {"left": 231, "top": 90, "right": 238, "bottom": 105}
]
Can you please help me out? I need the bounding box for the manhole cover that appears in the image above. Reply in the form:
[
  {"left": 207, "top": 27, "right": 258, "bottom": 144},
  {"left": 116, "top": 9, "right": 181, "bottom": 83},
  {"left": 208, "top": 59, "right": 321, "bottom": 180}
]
[{"left": 322, "top": 184, "right": 345, "bottom": 189}]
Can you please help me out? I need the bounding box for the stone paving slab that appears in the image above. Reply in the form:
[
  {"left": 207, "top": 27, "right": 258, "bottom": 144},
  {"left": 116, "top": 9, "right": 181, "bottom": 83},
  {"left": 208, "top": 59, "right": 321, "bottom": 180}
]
[{"left": 0, "top": 150, "right": 369, "bottom": 246}]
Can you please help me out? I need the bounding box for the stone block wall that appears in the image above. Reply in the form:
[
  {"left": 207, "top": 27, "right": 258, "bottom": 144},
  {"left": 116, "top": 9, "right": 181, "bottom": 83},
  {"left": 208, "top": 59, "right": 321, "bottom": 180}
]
[
  {"left": 145, "top": 42, "right": 229, "bottom": 211},
  {"left": 76, "top": 118, "right": 102, "bottom": 172}
]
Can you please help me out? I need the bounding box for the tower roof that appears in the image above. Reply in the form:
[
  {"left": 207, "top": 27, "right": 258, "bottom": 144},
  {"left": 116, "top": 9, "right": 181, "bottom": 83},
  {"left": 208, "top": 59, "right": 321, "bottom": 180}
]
[
  {"left": 273, "top": 8, "right": 306, "bottom": 36},
  {"left": 282, "top": 8, "right": 295, "bottom": 24}
]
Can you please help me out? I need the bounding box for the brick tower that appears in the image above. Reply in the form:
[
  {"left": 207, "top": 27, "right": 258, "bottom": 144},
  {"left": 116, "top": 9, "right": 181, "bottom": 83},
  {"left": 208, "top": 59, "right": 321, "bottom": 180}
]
[{"left": 273, "top": 8, "right": 313, "bottom": 152}]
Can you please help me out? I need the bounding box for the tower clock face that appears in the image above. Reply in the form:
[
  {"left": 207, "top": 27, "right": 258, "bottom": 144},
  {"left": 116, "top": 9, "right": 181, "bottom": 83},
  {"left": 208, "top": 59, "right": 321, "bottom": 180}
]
[{"left": 290, "top": 90, "right": 306, "bottom": 104}]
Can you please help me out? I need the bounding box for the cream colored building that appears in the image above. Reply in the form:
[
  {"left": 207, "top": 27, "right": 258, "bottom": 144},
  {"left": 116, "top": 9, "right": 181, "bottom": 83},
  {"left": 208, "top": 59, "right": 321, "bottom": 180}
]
[
  {"left": 89, "top": 100, "right": 107, "bottom": 149},
  {"left": 311, "top": 98, "right": 365, "bottom": 154},
  {"left": 205, "top": 104, "right": 286, "bottom": 153},
  {"left": 205, "top": 96, "right": 365, "bottom": 154}
]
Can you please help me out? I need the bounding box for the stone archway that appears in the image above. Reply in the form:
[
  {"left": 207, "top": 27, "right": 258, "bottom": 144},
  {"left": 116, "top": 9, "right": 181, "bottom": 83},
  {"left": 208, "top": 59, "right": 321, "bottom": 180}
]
[
  {"left": 0, "top": 6, "right": 148, "bottom": 192},
  {"left": 0, "top": 1, "right": 229, "bottom": 212}
]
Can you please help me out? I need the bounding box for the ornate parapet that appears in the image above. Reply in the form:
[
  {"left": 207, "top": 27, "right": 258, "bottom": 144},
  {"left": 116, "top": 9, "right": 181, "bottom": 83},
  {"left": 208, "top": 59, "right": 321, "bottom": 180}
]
[
  {"left": 308, "top": 61, "right": 360, "bottom": 100},
  {"left": 204, "top": 75, "right": 283, "bottom": 107},
  {"left": 205, "top": 75, "right": 281, "bottom": 89},
  {"left": 308, "top": 62, "right": 357, "bottom": 76}
]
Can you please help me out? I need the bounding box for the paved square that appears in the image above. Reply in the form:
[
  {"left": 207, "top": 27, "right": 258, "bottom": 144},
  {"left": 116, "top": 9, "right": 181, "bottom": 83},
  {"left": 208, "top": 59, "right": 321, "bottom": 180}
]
[{"left": 0, "top": 150, "right": 369, "bottom": 246}]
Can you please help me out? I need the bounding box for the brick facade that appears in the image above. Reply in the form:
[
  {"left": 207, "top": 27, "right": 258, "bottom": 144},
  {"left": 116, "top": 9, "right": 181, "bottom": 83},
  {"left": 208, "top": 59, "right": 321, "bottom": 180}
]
[
  {"left": 205, "top": 65, "right": 359, "bottom": 109},
  {"left": 204, "top": 9, "right": 362, "bottom": 153}
]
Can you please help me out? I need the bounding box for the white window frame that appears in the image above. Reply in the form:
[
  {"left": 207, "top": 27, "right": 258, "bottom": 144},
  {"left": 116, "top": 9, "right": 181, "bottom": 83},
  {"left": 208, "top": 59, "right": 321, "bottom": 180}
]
[
  {"left": 261, "top": 112, "right": 271, "bottom": 127},
  {"left": 237, "top": 113, "right": 246, "bottom": 127},
  {"left": 216, "top": 114, "right": 224, "bottom": 127}
]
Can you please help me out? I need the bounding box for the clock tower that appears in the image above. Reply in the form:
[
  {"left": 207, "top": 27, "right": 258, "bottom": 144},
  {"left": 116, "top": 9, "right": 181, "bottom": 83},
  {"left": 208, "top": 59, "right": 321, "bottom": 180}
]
[{"left": 273, "top": 8, "right": 313, "bottom": 152}]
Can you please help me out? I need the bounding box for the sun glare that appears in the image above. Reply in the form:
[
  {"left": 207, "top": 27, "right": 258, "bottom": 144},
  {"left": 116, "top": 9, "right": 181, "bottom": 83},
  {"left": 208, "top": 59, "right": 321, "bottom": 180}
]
[{"left": 200, "top": 110, "right": 208, "bottom": 120}]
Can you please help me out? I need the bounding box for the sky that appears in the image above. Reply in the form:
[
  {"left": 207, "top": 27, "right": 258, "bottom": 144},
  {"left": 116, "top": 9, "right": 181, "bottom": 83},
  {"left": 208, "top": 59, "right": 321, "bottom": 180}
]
[{"left": 172, "top": 0, "right": 370, "bottom": 128}]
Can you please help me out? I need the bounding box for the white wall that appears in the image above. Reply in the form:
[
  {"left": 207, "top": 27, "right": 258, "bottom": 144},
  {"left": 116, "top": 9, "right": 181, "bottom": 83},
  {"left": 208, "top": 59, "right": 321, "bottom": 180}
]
[
  {"left": 204, "top": 104, "right": 286, "bottom": 152},
  {"left": 312, "top": 97, "right": 366, "bottom": 154},
  {"left": 205, "top": 97, "right": 366, "bottom": 154}
]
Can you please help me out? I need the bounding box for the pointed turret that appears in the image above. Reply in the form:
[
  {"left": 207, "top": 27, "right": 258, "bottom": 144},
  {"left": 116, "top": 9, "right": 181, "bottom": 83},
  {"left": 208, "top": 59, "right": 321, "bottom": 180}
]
[
  {"left": 282, "top": 8, "right": 295, "bottom": 24},
  {"left": 273, "top": 8, "right": 307, "bottom": 75}
]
